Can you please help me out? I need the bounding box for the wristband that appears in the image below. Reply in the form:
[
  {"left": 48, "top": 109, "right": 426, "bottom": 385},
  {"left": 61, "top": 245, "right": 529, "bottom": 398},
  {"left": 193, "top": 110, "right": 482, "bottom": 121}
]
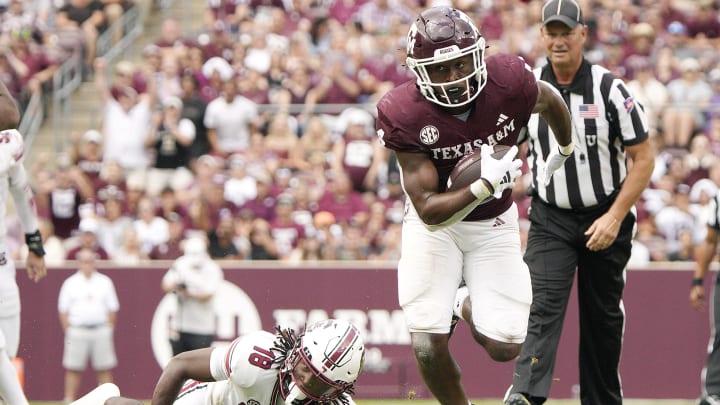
[
  {"left": 25, "top": 230, "right": 45, "bottom": 257},
  {"left": 558, "top": 140, "right": 574, "bottom": 156},
  {"left": 692, "top": 278, "right": 704, "bottom": 287},
  {"left": 469, "top": 178, "right": 492, "bottom": 200}
]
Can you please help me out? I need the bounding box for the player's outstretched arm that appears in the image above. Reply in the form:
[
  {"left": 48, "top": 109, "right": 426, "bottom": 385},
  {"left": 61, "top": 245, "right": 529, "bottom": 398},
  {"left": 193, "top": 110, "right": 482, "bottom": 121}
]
[
  {"left": 0, "top": 129, "right": 46, "bottom": 281},
  {"left": 690, "top": 225, "right": 718, "bottom": 310},
  {"left": 151, "top": 348, "right": 214, "bottom": 405},
  {"left": 534, "top": 80, "right": 574, "bottom": 185}
]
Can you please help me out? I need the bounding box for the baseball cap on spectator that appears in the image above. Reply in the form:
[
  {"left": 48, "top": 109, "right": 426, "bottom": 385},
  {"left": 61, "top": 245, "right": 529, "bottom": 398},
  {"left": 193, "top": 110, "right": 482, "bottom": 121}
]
[
  {"left": 709, "top": 68, "right": 720, "bottom": 83},
  {"left": 255, "top": 170, "right": 272, "bottom": 185},
  {"left": 79, "top": 217, "right": 99, "bottom": 234},
  {"left": 126, "top": 172, "right": 146, "bottom": 191},
  {"left": 98, "top": 185, "right": 125, "bottom": 201},
  {"left": 202, "top": 57, "right": 234, "bottom": 81},
  {"left": 629, "top": 22, "right": 655, "bottom": 39},
  {"left": 212, "top": 20, "right": 227, "bottom": 32},
  {"left": 182, "top": 236, "right": 207, "bottom": 257},
  {"left": 690, "top": 179, "right": 718, "bottom": 203},
  {"left": 83, "top": 129, "right": 102, "bottom": 144},
  {"left": 277, "top": 193, "right": 294, "bottom": 206},
  {"left": 228, "top": 154, "right": 245, "bottom": 168},
  {"left": 675, "top": 183, "right": 691, "bottom": 196},
  {"left": 667, "top": 21, "right": 687, "bottom": 35},
  {"left": 57, "top": 153, "right": 72, "bottom": 170},
  {"left": 211, "top": 173, "right": 227, "bottom": 186},
  {"left": 680, "top": 58, "right": 700, "bottom": 72},
  {"left": 542, "top": 0, "right": 584, "bottom": 28},
  {"left": 162, "top": 96, "right": 183, "bottom": 110},
  {"left": 335, "top": 107, "right": 374, "bottom": 134},
  {"left": 606, "top": 34, "right": 623, "bottom": 46},
  {"left": 167, "top": 212, "right": 182, "bottom": 224},
  {"left": 115, "top": 60, "right": 135, "bottom": 76},
  {"left": 143, "top": 44, "right": 162, "bottom": 57},
  {"left": 197, "top": 154, "right": 222, "bottom": 168}
]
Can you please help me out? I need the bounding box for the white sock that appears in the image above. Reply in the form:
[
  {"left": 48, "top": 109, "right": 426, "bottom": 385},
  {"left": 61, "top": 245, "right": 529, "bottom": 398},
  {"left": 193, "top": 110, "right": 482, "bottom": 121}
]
[
  {"left": 453, "top": 286, "right": 469, "bottom": 319},
  {"left": 70, "top": 383, "right": 121, "bottom": 405},
  {"left": 0, "top": 352, "right": 28, "bottom": 405}
]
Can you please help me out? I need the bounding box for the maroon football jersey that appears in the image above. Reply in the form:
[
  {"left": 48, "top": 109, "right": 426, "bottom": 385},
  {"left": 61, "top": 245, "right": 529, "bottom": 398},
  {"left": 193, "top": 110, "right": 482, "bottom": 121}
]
[{"left": 376, "top": 54, "right": 538, "bottom": 221}]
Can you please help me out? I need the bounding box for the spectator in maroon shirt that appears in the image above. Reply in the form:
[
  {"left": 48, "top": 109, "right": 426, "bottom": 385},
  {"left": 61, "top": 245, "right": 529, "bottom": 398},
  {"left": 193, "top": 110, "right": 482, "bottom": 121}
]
[
  {"left": 148, "top": 212, "right": 186, "bottom": 260},
  {"left": 8, "top": 29, "right": 58, "bottom": 103},
  {"left": 65, "top": 217, "right": 110, "bottom": 260},
  {"left": 329, "top": 0, "right": 367, "bottom": 25},
  {"left": 238, "top": 171, "right": 275, "bottom": 221},
  {"left": 154, "top": 18, "right": 195, "bottom": 60},
  {"left": 72, "top": 130, "right": 105, "bottom": 193},
  {"left": 317, "top": 171, "right": 369, "bottom": 226},
  {"left": 269, "top": 194, "right": 306, "bottom": 260},
  {"left": 201, "top": 20, "right": 234, "bottom": 61},
  {"left": 207, "top": 210, "right": 241, "bottom": 260},
  {"left": 686, "top": 0, "right": 720, "bottom": 46},
  {"left": 36, "top": 156, "right": 95, "bottom": 240}
]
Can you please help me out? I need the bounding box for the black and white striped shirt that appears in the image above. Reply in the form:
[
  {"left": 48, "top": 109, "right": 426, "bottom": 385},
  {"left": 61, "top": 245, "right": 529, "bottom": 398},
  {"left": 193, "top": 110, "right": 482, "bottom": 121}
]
[{"left": 526, "top": 59, "right": 649, "bottom": 209}]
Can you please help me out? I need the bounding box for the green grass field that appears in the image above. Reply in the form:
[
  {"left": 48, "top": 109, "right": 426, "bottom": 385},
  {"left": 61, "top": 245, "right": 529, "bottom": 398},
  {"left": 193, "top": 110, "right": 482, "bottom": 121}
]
[{"left": 31, "top": 399, "right": 698, "bottom": 405}]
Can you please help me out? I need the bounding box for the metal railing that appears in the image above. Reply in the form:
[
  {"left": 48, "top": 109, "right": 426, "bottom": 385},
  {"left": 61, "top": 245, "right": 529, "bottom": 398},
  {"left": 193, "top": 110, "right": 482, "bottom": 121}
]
[{"left": 18, "top": 4, "right": 145, "bottom": 157}]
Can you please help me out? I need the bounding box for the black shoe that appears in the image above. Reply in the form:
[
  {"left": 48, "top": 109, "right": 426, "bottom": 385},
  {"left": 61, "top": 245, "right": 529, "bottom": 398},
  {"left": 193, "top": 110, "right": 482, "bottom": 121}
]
[
  {"left": 505, "top": 393, "right": 531, "bottom": 405},
  {"left": 699, "top": 395, "right": 720, "bottom": 405}
]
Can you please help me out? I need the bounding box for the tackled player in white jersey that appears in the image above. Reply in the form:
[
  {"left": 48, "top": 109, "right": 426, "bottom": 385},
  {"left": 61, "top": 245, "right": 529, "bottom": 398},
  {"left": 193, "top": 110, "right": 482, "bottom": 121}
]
[
  {"left": 72, "top": 319, "right": 365, "bottom": 405},
  {"left": 0, "top": 128, "right": 47, "bottom": 405}
]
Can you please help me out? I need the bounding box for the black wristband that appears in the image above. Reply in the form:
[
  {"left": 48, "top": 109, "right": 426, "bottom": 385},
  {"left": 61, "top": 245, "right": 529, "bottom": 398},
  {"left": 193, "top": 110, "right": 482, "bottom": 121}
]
[
  {"left": 692, "top": 278, "right": 704, "bottom": 287},
  {"left": 25, "top": 230, "right": 45, "bottom": 257}
]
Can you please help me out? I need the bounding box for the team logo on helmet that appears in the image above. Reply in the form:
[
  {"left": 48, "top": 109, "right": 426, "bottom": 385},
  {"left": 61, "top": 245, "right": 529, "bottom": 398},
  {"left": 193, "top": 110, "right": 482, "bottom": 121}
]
[{"left": 420, "top": 125, "right": 440, "bottom": 145}]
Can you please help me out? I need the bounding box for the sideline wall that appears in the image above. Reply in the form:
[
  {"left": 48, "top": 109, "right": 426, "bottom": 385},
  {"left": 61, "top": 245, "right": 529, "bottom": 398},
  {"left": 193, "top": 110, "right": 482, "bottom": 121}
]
[{"left": 17, "top": 262, "right": 709, "bottom": 400}]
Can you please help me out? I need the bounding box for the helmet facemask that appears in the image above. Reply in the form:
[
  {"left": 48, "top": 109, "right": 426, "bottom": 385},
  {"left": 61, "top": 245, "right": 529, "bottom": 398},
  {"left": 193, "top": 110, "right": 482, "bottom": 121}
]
[
  {"left": 405, "top": 7, "right": 488, "bottom": 108},
  {"left": 277, "top": 320, "right": 365, "bottom": 405}
]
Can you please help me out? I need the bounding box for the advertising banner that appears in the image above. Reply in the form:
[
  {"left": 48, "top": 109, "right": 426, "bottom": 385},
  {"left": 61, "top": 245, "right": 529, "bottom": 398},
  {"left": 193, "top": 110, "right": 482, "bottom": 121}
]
[{"left": 17, "top": 263, "right": 709, "bottom": 400}]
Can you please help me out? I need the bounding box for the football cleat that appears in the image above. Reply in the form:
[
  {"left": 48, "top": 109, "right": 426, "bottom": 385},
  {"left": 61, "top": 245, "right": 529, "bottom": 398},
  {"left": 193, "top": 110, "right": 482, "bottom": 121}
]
[
  {"left": 699, "top": 395, "right": 720, "bottom": 405},
  {"left": 505, "top": 393, "right": 531, "bottom": 405},
  {"left": 70, "top": 383, "right": 120, "bottom": 405}
]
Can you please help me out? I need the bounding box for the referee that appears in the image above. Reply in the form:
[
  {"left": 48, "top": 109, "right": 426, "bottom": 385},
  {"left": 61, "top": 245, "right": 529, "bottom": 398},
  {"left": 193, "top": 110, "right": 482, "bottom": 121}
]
[
  {"left": 505, "top": 1, "right": 654, "bottom": 405},
  {"left": 691, "top": 189, "right": 720, "bottom": 405}
]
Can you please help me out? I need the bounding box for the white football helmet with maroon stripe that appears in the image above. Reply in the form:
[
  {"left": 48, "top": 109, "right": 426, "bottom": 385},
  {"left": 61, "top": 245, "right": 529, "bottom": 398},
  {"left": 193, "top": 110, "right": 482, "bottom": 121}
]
[{"left": 280, "top": 319, "right": 365, "bottom": 404}]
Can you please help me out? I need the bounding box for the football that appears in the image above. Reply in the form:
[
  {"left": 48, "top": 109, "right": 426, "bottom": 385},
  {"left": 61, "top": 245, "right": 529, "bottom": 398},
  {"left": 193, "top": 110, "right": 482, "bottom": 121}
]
[{"left": 446, "top": 144, "right": 515, "bottom": 192}]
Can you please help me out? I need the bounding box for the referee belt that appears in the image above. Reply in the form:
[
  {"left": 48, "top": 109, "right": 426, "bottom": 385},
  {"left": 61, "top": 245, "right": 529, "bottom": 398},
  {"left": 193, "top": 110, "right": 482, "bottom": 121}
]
[
  {"left": 73, "top": 324, "right": 107, "bottom": 329},
  {"left": 535, "top": 191, "right": 618, "bottom": 215}
]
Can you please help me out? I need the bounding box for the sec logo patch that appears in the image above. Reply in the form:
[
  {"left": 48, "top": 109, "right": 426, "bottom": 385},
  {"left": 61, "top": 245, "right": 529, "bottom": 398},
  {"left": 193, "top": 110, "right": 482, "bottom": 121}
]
[{"left": 419, "top": 125, "right": 439, "bottom": 145}]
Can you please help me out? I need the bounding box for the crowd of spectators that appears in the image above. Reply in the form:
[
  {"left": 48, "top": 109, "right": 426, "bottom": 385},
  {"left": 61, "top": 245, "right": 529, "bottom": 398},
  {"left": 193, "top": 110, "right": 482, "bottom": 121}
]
[
  {"left": 0, "top": 0, "right": 137, "bottom": 115},
  {"left": 5, "top": 0, "right": 720, "bottom": 266}
]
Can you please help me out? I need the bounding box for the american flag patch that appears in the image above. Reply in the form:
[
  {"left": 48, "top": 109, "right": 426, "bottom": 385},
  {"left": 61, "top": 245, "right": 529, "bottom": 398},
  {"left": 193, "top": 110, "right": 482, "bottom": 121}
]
[
  {"left": 623, "top": 96, "right": 634, "bottom": 113},
  {"left": 578, "top": 104, "right": 599, "bottom": 118}
]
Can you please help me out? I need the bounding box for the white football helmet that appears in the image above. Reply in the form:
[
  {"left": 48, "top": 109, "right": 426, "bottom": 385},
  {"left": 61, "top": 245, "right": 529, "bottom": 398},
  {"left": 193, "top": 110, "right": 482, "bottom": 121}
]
[
  {"left": 405, "top": 6, "right": 487, "bottom": 107},
  {"left": 280, "top": 319, "right": 365, "bottom": 404}
]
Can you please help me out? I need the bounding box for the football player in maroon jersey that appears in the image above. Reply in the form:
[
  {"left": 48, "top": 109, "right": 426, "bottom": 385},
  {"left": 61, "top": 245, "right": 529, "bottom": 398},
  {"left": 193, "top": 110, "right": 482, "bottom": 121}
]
[{"left": 375, "top": 7, "right": 573, "bottom": 405}]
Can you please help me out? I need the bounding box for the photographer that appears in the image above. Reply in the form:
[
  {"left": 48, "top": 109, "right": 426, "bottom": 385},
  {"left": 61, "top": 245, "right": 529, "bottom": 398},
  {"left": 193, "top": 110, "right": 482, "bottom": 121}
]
[{"left": 160, "top": 237, "right": 224, "bottom": 355}]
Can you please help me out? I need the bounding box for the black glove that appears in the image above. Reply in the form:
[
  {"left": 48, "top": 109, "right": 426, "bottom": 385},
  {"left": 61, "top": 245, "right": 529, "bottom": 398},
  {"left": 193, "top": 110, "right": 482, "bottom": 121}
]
[{"left": 25, "top": 230, "right": 45, "bottom": 257}]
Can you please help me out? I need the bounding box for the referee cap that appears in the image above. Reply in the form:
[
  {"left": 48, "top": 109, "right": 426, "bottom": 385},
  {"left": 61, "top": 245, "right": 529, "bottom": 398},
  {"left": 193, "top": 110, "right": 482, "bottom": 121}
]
[{"left": 542, "top": 0, "right": 584, "bottom": 28}]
